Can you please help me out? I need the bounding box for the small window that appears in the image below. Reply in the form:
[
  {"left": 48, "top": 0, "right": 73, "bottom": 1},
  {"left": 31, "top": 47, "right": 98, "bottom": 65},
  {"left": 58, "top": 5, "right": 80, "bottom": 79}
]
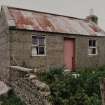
[
  {"left": 32, "top": 36, "right": 46, "bottom": 56},
  {"left": 88, "top": 40, "right": 97, "bottom": 55}
]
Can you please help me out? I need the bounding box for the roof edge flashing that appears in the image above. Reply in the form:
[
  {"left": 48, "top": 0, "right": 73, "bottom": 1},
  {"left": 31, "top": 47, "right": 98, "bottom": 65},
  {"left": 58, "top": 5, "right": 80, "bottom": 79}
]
[{"left": 9, "top": 27, "right": 105, "bottom": 37}]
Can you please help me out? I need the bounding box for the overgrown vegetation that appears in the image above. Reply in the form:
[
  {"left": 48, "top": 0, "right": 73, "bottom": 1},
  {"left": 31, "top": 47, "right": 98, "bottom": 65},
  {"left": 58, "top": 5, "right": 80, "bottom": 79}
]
[
  {"left": 0, "top": 91, "right": 26, "bottom": 105},
  {"left": 38, "top": 67, "right": 105, "bottom": 105}
]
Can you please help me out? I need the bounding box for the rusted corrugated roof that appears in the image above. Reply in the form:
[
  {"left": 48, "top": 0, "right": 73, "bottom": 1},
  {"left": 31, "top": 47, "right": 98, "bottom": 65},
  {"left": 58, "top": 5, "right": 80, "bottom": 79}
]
[{"left": 6, "top": 7, "right": 105, "bottom": 36}]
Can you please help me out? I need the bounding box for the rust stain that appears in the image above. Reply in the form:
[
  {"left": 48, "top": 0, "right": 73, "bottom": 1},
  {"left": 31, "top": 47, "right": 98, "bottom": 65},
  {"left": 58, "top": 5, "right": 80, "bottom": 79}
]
[{"left": 8, "top": 8, "right": 105, "bottom": 36}]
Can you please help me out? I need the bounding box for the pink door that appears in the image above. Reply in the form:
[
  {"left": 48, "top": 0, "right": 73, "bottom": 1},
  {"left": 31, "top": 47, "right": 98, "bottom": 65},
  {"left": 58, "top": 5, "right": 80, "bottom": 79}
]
[{"left": 64, "top": 38, "right": 75, "bottom": 71}]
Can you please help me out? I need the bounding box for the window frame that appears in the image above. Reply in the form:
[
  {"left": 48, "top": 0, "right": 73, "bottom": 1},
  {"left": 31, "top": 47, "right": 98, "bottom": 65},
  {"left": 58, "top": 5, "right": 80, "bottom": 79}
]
[
  {"left": 88, "top": 39, "right": 98, "bottom": 56},
  {"left": 32, "top": 35, "right": 46, "bottom": 56}
]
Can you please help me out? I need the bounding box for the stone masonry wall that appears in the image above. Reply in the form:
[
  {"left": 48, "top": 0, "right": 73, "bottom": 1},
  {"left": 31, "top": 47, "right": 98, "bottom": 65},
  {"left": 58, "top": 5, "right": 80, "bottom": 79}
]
[
  {"left": 9, "top": 66, "right": 51, "bottom": 105},
  {"left": 75, "top": 36, "right": 105, "bottom": 69},
  {"left": 10, "top": 78, "right": 45, "bottom": 105},
  {"left": 9, "top": 30, "right": 105, "bottom": 70},
  {"left": 0, "top": 7, "right": 10, "bottom": 81},
  {"left": 9, "top": 30, "right": 64, "bottom": 71}
]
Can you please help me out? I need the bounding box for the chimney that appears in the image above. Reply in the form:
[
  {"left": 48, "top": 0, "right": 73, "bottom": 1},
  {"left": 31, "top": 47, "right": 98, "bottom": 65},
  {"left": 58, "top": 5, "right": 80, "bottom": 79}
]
[{"left": 86, "top": 9, "right": 98, "bottom": 24}]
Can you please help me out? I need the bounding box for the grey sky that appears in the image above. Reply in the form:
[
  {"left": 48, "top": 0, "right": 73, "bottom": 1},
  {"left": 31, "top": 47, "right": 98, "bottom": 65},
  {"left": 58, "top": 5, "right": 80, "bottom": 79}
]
[{"left": 0, "top": 0, "right": 105, "bottom": 29}]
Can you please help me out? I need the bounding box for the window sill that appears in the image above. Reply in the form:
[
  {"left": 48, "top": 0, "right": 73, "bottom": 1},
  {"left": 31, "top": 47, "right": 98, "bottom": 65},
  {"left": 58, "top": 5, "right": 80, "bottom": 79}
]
[
  {"left": 31, "top": 55, "right": 46, "bottom": 57},
  {"left": 88, "top": 54, "right": 98, "bottom": 56}
]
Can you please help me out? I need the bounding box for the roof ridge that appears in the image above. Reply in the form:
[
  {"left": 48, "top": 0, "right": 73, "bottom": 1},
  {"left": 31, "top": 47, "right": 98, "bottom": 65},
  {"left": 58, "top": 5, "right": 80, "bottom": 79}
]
[{"left": 7, "top": 5, "right": 84, "bottom": 21}]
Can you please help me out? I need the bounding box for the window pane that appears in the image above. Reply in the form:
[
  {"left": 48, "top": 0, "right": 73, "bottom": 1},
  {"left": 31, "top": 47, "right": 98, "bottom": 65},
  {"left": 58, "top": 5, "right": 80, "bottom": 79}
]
[
  {"left": 89, "top": 40, "right": 92, "bottom": 46},
  {"left": 32, "top": 36, "right": 37, "bottom": 45},
  {"left": 39, "top": 37, "right": 45, "bottom": 46},
  {"left": 93, "top": 40, "right": 96, "bottom": 47},
  {"left": 88, "top": 48, "right": 92, "bottom": 54},
  {"left": 88, "top": 48, "right": 97, "bottom": 55},
  {"left": 38, "top": 47, "right": 45, "bottom": 54},
  {"left": 89, "top": 40, "right": 96, "bottom": 47},
  {"left": 92, "top": 48, "right": 96, "bottom": 54},
  {"left": 32, "top": 46, "right": 38, "bottom": 56}
]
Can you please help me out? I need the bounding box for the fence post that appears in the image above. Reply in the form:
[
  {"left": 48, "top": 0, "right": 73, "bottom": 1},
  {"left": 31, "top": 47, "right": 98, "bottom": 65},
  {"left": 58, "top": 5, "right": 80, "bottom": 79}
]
[{"left": 100, "top": 78, "right": 105, "bottom": 105}]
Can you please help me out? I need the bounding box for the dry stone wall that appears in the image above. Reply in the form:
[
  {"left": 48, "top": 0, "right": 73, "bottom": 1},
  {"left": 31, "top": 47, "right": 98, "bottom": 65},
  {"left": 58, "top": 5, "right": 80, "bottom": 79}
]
[
  {"left": 9, "top": 66, "right": 51, "bottom": 105},
  {"left": 11, "top": 78, "right": 45, "bottom": 105}
]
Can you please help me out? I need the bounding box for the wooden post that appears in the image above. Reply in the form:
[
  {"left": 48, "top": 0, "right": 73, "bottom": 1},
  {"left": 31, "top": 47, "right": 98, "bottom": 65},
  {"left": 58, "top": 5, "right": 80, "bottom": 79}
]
[{"left": 100, "top": 78, "right": 105, "bottom": 105}]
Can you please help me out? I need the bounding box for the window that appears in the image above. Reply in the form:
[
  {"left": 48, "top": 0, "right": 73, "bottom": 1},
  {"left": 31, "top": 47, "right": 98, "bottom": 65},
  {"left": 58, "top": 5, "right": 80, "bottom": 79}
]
[
  {"left": 32, "top": 36, "right": 46, "bottom": 56},
  {"left": 88, "top": 40, "right": 97, "bottom": 55}
]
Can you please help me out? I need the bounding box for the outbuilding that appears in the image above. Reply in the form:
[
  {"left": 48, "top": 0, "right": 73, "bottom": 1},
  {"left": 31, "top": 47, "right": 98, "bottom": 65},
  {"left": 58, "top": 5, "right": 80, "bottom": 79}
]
[{"left": 0, "top": 6, "right": 105, "bottom": 80}]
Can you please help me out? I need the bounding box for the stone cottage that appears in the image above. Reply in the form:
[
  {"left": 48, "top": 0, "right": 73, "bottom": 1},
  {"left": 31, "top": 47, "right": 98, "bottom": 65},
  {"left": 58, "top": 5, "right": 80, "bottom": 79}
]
[{"left": 0, "top": 5, "right": 105, "bottom": 80}]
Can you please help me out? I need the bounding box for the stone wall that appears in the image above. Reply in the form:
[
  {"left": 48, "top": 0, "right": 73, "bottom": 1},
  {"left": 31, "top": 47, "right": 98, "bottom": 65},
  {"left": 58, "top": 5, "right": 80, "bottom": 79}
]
[
  {"left": 11, "top": 78, "right": 45, "bottom": 105},
  {"left": 9, "top": 30, "right": 105, "bottom": 70},
  {"left": 9, "top": 30, "right": 64, "bottom": 71},
  {"left": 9, "top": 66, "right": 51, "bottom": 105},
  {"left": 75, "top": 36, "right": 105, "bottom": 69},
  {"left": 0, "top": 7, "right": 10, "bottom": 81}
]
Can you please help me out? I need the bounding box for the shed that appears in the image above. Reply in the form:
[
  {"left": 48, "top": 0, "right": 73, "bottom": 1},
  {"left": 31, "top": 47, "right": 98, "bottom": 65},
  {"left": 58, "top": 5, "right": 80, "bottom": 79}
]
[{"left": 0, "top": 6, "right": 105, "bottom": 80}]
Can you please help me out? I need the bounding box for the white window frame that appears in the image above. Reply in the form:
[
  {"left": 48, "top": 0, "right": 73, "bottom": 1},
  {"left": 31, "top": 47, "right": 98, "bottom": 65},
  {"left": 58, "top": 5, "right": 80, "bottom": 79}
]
[
  {"left": 32, "top": 35, "right": 46, "bottom": 56},
  {"left": 88, "top": 39, "right": 98, "bottom": 56}
]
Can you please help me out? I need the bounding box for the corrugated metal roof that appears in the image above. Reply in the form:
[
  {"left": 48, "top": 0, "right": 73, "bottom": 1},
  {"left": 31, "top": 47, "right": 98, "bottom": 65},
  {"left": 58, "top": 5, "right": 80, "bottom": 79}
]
[{"left": 6, "top": 7, "right": 105, "bottom": 36}]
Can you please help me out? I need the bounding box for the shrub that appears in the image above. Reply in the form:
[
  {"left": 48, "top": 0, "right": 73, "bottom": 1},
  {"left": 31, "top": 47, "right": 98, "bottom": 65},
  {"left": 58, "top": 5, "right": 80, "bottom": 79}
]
[{"left": 39, "top": 67, "right": 105, "bottom": 105}]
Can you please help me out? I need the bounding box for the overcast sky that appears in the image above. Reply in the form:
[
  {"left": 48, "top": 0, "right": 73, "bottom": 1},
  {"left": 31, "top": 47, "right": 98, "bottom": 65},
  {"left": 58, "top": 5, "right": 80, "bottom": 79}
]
[{"left": 0, "top": 0, "right": 105, "bottom": 29}]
